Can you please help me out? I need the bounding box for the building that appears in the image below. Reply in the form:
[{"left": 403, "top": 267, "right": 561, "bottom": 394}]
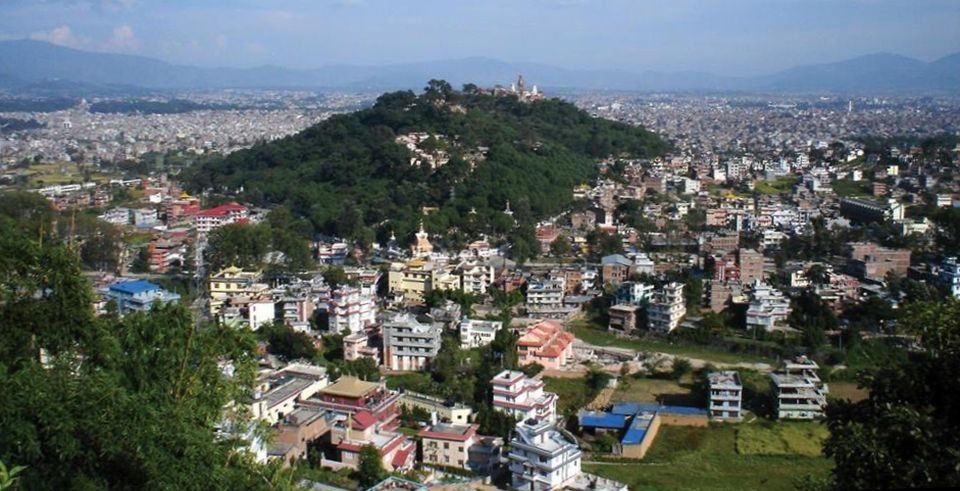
[
  {"left": 940, "top": 256, "right": 960, "bottom": 298},
  {"left": 458, "top": 260, "right": 495, "bottom": 294},
  {"left": 195, "top": 202, "right": 248, "bottom": 235},
  {"left": 848, "top": 242, "right": 911, "bottom": 280},
  {"left": 647, "top": 282, "right": 685, "bottom": 333},
  {"left": 399, "top": 391, "right": 473, "bottom": 425},
  {"left": 840, "top": 198, "right": 904, "bottom": 223},
  {"left": 103, "top": 280, "right": 180, "bottom": 315},
  {"left": 614, "top": 281, "right": 654, "bottom": 306},
  {"left": 343, "top": 330, "right": 380, "bottom": 365},
  {"left": 387, "top": 259, "right": 434, "bottom": 304},
  {"left": 526, "top": 279, "right": 565, "bottom": 313},
  {"left": 508, "top": 419, "right": 582, "bottom": 491},
  {"left": 313, "top": 376, "right": 402, "bottom": 425},
  {"left": 251, "top": 364, "right": 329, "bottom": 425},
  {"left": 209, "top": 266, "right": 267, "bottom": 315},
  {"left": 770, "top": 356, "right": 828, "bottom": 420},
  {"left": 418, "top": 423, "right": 496, "bottom": 471},
  {"left": 327, "top": 287, "right": 377, "bottom": 334},
  {"left": 382, "top": 313, "right": 441, "bottom": 371},
  {"left": 411, "top": 221, "right": 433, "bottom": 258},
  {"left": 608, "top": 304, "right": 640, "bottom": 332},
  {"left": 272, "top": 406, "right": 333, "bottom": 463},
  {"left": 516, "top": 320, "right": 576, "bottom": 369},
  {"left": 738, "top": 248, "right": 764, "bottom": 284},
  {"left": 491, "top": 370, "right": 558, "bottom": 424},
  {"left": 460, "top": 318, "right": 503, "bottom": 348},
  {"left": 707, "top": 371, "right": 743, "bottom": 421},
  {"left": 745, "top": 280, "right": 792, "bottom": 331},
  {"left": 601, "top": 254, "right": 634, "bottom": 286}
]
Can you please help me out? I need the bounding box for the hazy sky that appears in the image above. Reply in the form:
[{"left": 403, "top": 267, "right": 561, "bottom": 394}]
[{"left": 1, "top": 0, "right": 959, "bottom": 76}]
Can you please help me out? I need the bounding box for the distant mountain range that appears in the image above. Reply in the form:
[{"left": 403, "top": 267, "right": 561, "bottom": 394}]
[{"left": 0, "top": 39, "right": 958, "bottom": 94}]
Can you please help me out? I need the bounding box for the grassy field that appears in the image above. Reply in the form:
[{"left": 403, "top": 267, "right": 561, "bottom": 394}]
[
  {"left": 612, "top": 376, "right": 702, "bottom": 406},
  {"left": 568, "top": 321, "right": 771, "bottom": 365},
  {"left": 543, "top": 376, "right": 594, "bottom": 415},
  {"left": 754, "top": 177, "right": 799, "bottom": 195},
  {"left": 831, "top": 178, "right": 871, "bottom": 197},
  {"left": 826, "top": 381, "right": 869, "bottom": 403},
  {"left": 28, "top": 162, "right": 115, "bottom": 186},
  {"left": 736, "top": 421, "right": 828, "bottom": 457},
  {"left": 584, "top": 424, "right": 832, "bottom": 491}
]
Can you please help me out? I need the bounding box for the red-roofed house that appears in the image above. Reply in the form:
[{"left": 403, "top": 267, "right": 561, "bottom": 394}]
[
  {"left": 195, "top": 202, "right": 249, "bottom": 234},
  {"left": 516, "top": 320, "right": 575, "bottom": 369}
]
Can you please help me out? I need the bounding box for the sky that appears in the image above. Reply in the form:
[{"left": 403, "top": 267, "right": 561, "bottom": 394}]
[{"left": 0, "top": 0, "right": 958, "bottom": 76}]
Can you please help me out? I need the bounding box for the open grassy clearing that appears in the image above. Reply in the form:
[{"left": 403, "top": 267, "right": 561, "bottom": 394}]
[
  {"left": 568, "top": 320, "right": 771, "bottom": 365},
  {"left": 584, "top": 424, "right": 832, "bottom": 491}
]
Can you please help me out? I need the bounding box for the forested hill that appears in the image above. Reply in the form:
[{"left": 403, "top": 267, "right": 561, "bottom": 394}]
[{"left": 184, "top": 80, "right": 667, "bottom": 245}]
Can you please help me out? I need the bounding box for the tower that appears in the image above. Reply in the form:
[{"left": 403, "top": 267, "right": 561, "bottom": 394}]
[{"left": 516, "top": 74, "right": 525, "bottom": 96}]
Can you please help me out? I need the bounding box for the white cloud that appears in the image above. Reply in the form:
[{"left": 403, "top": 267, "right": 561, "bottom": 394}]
[
  {"left": 29, "top": 25, "right": 91, "bottom": 49},
  {"left": 105, "top": 24, "right": 140, "bottom": 52}
]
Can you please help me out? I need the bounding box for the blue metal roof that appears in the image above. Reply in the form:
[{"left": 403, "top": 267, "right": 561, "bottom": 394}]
[
  {"left": 109, "top": 280, "right": 161, "bottom": 295},
  {"left": 659, "top": 405, "right": 708, "bottom": 416},
  {"left": 621, "top": 412, "right": 657, "bottom": 445},
  {"left": 578, "top": 411, "right": 627, "bottom": 430},
  {"left": 601, "top": 254, "right": 632, "bottom": 266},
  {"left": 611, "top": 402, "right": 660, "bottom": 415}
]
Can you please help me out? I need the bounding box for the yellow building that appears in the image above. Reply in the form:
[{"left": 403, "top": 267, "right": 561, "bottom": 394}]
[
  {"left": 208, "top": 266, "right": 268, "bottom": 315},
  {"left": 387, "top": 260, "right": 435, "bottom": 304}
]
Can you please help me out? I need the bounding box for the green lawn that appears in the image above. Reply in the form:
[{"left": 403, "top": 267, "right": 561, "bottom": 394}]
[
  {"left": 754, "top": 177, "right": 799, "bottom": 195},
  {"left": 584, "top": 424, "right": 832, "bottom": 491},
  {"left": 569, "top": 321, "right": 771, "bottom": 365},
  {"left": 831, "top": 178, "right": 871, "bottom": 197},
  {"left": 613, "top": 376, "right": 702, "bottom": 407},
  {"left": 543, "top": 377, "right": 594, "bottom": 416},
  {"left": 736, "top": 421, "right": 828, "bottom": 457}
]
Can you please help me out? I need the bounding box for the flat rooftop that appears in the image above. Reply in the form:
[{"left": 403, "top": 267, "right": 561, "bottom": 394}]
[{"left": 321, "top": 376, "right": 379, "bottom": 399}]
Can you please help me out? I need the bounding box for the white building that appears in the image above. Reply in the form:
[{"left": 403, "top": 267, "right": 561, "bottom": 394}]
[
  {"left": 648, "top": 282, "right": 685, "bottom": 333},
  {"left": 327, "top": 287, "right": 377, "bottom": 334},
  {"left": 195, "top": 203, "right": 248, "bottom": 235},
  {"left": 526, "top": 279, "right": 565, "bottom": 312},
  {"left": 508, "top": 419, "right": 582, "bottom": 491},
  {"left": 940, "top": 256, "right": 960, "bottom": 298},
  {"left": 614, "top": 281, "right": 654, "bottom": 306},
  {"left": 707, "top": 371, "right": 743, "bottom": 421},
  {"left": 382, "top": 312, "right": 441, "bottom": 371},
  {"left": 632, "top": 252, "right": 656, "bottom": 275},
  {"left": 771, "top": 356, "right": 828, "bottom": 420},
  {"left": 460, "top": 318, "right": 503, "bottom": 348},
  {"left": 491, "top": 370, "right": 558, "bottom": 424},
  {"left": 745, "top": 280, "right": 792, "bottom": 331},
  {"left": 458, "top": 260, "right": 495, "bottom": 295}
]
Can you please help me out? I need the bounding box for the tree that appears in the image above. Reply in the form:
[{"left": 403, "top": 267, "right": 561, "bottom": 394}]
[
  {"left": 259, "top": 323, "right": 318, "bottom": 361},
  {"left": 205, "top": 223, "right": 270, "bottom": 271},
  {"left": 130, "top": 246, "right": 150, "bottom": 273},
  {"left": 671, "top": 358, "right": 692, "bottom": 380},
  {"left": 549, "top": 236, "right": 571, "bottom": 257},
  {"left": 356, "top": 445, "right": 386, "bottom": 488},
  {"left": 822, "top": 299, "right": 960, "bottom": 489}
]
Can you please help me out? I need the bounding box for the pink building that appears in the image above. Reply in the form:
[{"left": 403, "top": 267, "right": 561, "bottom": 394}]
[{"left": 516, "top": 320, "right": 575, "bottom": 370}]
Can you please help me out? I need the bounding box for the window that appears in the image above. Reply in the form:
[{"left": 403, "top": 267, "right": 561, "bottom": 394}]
[{"left": 443, "top": 442, "right": 449, "bottom": 449}]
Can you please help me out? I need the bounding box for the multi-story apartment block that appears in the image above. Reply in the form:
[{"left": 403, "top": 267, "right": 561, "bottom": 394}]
[
  {"left": 848, "top": 242, "right": 911, "bottom": 280},
  {"left": 940, "top": 256, "right": 960, "bottom": 298},
  {"left": 707, "top": 371, "right": 743, "bottom": 421},
  {"left": 195, "top": 202, "right": 248, "bottom": 235},
  {"left": 738, "top": 248, "right": 764, "bottom": 284},
  {"left": 491, "top": 370, "right": 558, "bottom": 424},
  {"left": 526, "top": 279, "right": 565, "bottom": 313},
  {"left": 508, "top": 419, "right": 582, "bottom": 491},
  {"left": 601, "top": 254, "right": 634, "bottom": 286},
  {"left": 327, "top": 287, "right": 377, "bottom": 334},
  {"left": 458, "top": 260, "right": 495, "bottom": 294},
  {"left": 648, "top": 282, "right": 685, "bottom": 333},
  {"left": 387, "top": 259, "right": 434, "bottom": 304},
  {"left": 840, "top": 197, "right": 904, "bottom": 223},
  {"left": 608, "top": 304, "right": 640, "bottom": 332},
  {"left": 208, "top": 266, "right": 268, "bottom": 315},
  {"left": 418, "top": 423, "right": 496, "bottom": 471},
  {"left": 770, "top": 356, "right": 828, "bottom": 420},
  {"left": 382, "top": 313, "right": 441, "bottom": 371},
  {"left": 614, "top": 281, "right": 654, "bottom": 306},
  {"left": 460, "top": 318, "right": 503, "bottom": 348},
  {"left": 745, "top": 280, "right": 792, "bottom": 331}
]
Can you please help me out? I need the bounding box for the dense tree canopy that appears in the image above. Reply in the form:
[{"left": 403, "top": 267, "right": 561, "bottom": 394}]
[
  {"left": 0, "top": 224, "right": 287, "bottom": 490},
  {"left": 822, "top": 299, "right": 960, "bottom": 489},
  {"left": 183, "top": 83, "right": 666, "bottom": 246}
]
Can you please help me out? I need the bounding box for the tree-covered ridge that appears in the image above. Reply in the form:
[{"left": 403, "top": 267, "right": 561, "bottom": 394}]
[{"left": 184, "top": 81, "right": 667, "bottom": 243}]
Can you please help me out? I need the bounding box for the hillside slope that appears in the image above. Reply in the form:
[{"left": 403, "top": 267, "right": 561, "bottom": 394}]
[{"left": 184, "top": 82, "right": 667, "bottom": 243}]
